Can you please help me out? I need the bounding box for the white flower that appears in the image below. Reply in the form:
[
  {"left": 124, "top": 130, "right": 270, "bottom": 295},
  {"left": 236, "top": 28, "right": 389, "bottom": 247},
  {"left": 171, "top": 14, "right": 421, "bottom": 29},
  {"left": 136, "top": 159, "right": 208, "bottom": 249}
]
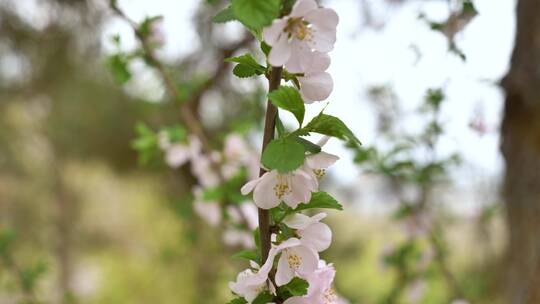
[
  {"left": 229, "top": 245, "right": 281, "bottom": 302},
  {"left": 290, "top": 51, "right": 334, "bottom": 103},
  {"left": 241, "top": 169, "right": 318, "bottom": 209},
  {"left": 229, "top": 269, "right": 275, "bottom": 303},
  {"left": 263, "top": 0, "right": 339, "bottom": 68},
  {"left": 283, "top": 212, "right": 332, "bottom": 252},
  {"left": 283, "top": 260, "right": 337, "bottom": 304},
  {"left": 304, "top": 152, "right": 339, "bottom": 181},
  {"left": 275, "top": 238, "right": 319, "bottom": 286}
]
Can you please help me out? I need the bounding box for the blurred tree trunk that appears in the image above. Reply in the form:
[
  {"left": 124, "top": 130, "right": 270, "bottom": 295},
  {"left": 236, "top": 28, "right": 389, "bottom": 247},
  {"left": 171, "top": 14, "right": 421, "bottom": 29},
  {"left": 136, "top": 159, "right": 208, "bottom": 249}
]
[{"left": 501, "top": 0, "right": 540, "bottom": 302}]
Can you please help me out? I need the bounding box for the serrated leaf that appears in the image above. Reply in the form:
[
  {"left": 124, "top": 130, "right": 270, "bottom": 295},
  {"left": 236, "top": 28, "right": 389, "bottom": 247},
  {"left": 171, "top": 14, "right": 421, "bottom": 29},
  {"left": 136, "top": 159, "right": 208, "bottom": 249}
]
[
  {"left": 300, "top": 113, "right": 361, "bottom": 146},
  {"left": 294, "top": 137, "right": 321, "bottom": 154},
  {"left": 279, "top": 277, "right": 309, "bottom": 296},
  {"left": 268, "top": 86, "right": 305, "bottom": 126},
  {"left": 294, "top": 191, "right": 343, "bottom": 212},
  {"left": 233, "top": 64, "right": 259, "bottom": 78},
  {"left": 231, "top": 0, "right": 280, "bottom": 31},
  {"left": 212, "top": 5, "right": 236, "bottom": 23},
  {"left": 226, "top": 54, "right": 266, "bottom": 78},
  {"left": 226, "top": 54, "right": 266, "bottom": 73},
  {"left": 262, "top": 138, "right": 305, "bottom": 173}
]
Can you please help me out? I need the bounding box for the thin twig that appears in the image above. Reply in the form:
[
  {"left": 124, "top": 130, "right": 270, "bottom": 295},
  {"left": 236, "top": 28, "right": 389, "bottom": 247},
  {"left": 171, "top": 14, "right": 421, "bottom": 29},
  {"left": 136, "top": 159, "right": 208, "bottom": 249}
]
[{"left": 258, "top": 66, "right": 283, "bottom": 267}]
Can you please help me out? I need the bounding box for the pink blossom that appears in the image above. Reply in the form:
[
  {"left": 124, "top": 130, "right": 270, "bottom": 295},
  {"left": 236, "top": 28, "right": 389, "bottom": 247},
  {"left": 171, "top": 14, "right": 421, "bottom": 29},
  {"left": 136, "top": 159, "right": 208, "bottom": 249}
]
[
  {"left": 283, "top": 212, "right": 332, "bottom": 252},
  {"left": 228, "top": 203, "right": 259, "bottom": 230},
  {"left": 241, "top": 169, "right": 318, "bottom": 209},
  {"left": 283, "top": 261, "right": 337, "bottom": 304},
  {"left": 292, "top": 51, "right": 334, "bottom": 103},
  {"left": 190, "top": 152, "right": 221, "bottom": 187},
  {"left": 223, "top": 229, "right": 256, "bottom": 249},
  {"left": 275, "top": 238, "right": 319, "bottom": 286},
  {"left": 304, "top": 149, "right": 340, "bottom": 181},
  {"left": 263, "top": 0, "right": 338, "bottom": 68},
  {"left": 192, "top": 187, "right": 221, "bottom": 227}
]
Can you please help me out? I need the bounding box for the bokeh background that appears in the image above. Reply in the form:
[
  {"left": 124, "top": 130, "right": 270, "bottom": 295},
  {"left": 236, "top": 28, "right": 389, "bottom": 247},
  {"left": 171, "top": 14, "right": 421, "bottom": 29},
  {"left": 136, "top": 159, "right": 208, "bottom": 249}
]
[{"left": 1, "top": 0, "right": 537, "bottom": 303}]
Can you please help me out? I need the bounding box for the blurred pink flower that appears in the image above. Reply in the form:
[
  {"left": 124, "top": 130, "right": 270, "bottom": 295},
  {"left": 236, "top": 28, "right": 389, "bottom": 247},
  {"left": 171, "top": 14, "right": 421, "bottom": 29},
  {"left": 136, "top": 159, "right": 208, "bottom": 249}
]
[{"left": 192, "top": 187, "right": 221, "bottom": 227}]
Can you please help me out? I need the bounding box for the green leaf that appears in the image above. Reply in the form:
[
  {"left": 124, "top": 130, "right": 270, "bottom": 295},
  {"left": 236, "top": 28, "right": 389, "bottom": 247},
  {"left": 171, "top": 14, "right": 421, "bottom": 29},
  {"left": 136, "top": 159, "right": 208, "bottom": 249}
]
[
  {"left": 131, "top": 122, "right": 159, "bottom": 165},
  {"left": 227, "top": 298, "right": 248, "bottom": 304},
  {"left": 253, "top": 229, "right": 261, "bottom": 251},
  {"left": 226, "top": 54, "right": 266, "bottom": 78},
  {"left": 278, "top": 277, "right": 309, "bottom": 297},
  {"left": 232, "top": 250, "right": 259, "bottom": 262},
  {"left": 268, "top": 86, "right": 305, "bottom": 126},
  {"left": 162, "top": 124, "right": 187, "bottom": 143},
  {"left": 231, "top": 0, "right": 280, "bottom": 31},
  {"left": 294, "top": 137, "right": 321, "bottom": 154},
  {"left": 226, "top": 54, "right": 266, "bottom": 73},
  {"left": 260, "top": 41, "right": 271, "bottom": 56},
  {"left": 252, "top": 291, "right": 274, "bottom": 304},
  {"left": 261, "top": 137, "right": 305, "bottom": 173},
  {"left": 299, "top": 113, "right": 361, "bottom": 146},
  {"left": 233, "top": 64, "right": 260, "bottom": 78},
  {"left": 0, "top": 229, "right": 15, "bottom": 254},
  {"left": 106, "top": 53, "right": 131, "bottom": 84},
  {"left": 294, "top": 191, "right": 343, "bottom": 212},
  {"left": 212, "top": 5, "right": 237, "bottom": 23},
  {"left": 275, "top": 115, "right": 286, "bottom": 138}
]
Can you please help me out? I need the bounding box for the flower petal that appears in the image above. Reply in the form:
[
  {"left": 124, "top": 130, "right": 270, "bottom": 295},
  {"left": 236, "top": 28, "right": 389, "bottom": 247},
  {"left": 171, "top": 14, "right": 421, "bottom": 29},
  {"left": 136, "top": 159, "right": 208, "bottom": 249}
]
[
  {"left": 295, "top": 246, "right": 319, "bottom": 275},
  {"left": 241, "top": 177, "right": 261, "bottom": 195},
  {"left": 299, "top": 222, "right": 332, "bottom": 252},
  {"left": 285, "top": 40, "right": 313, "bottom": 73},
  {"left": 263, "top": 18, "right": 287, "bottom": 46},
  {"left": 165, "top": 144, "right": 191, "bottom": 168},
  {"left": 283, "top": 213, "right": 313, "bottom": 229},
  {"left": 290, "top": 0, "right": 318, "bottom": 17},
  {"left": 253, "top": 171, "right": 281, "bottom": 209},
  {"left": 316, "top": 136, "right": 331, "bottom": 147},
  {"left": 268, "top": 34, "right": 292, "bottom": 67},
  {"left": 299, "top": 72, "right": 333, "bottom": 103},
  {"left": 275, "top": 252, "right": 295, "bottom": 286},
  {"left": 306, "top": 151, "right": 340, "bottom": 169},
  {"left": 304, "top": 51, "right": 331, "bottom": 74},
  {"left": 305, "top": 8, "right": 339, "bottom": 31}
]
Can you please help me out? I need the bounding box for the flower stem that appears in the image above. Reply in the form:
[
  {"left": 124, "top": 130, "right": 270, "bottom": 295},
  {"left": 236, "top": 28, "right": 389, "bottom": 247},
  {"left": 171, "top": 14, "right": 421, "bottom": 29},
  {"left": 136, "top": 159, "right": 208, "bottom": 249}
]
[{"left": 258, "top": 66, "right": 283, "bottom": 263}]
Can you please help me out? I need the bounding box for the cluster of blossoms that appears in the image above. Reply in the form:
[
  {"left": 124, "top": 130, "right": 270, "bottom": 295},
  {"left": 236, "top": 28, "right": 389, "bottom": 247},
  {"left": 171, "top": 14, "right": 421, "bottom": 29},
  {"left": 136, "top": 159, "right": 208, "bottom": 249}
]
[
  {"left": 158, "top": 131, "right": 261, "bottom": 248},
  {"left": 228, "top": 1, "right": 349, "bottom": 303},
  {"left": 263, "top": 0, "right": 338, "bottom": 103}
]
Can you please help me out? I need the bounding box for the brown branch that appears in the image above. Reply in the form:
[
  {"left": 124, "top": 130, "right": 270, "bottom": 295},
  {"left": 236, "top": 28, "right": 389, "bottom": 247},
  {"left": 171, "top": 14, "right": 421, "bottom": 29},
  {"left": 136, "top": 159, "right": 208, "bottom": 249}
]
[{"left": 258, "top": 67, "right": 283, "bottom": 263}]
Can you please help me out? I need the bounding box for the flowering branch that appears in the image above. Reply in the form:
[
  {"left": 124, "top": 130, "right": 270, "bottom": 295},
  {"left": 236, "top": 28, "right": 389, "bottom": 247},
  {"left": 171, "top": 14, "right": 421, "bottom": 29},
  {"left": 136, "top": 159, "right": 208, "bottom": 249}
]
[{"left": 222, "top": 0, "right": 360, "bottom": 303}]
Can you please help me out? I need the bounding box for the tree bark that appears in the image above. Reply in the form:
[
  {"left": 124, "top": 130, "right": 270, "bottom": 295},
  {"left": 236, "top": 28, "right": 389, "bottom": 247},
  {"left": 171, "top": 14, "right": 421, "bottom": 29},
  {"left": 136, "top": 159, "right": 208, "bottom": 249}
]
[{"left": 501, "top": 0, "right": 540, "bottom": 302}]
